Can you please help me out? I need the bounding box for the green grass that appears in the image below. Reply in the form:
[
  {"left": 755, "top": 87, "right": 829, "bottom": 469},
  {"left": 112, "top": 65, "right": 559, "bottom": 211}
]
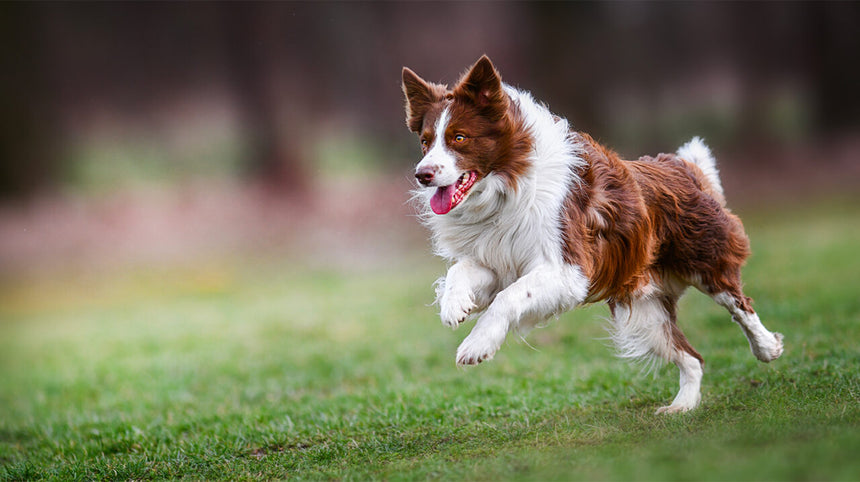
[{"left": 1, "top": 199, "right": 859, "bottom": 480}]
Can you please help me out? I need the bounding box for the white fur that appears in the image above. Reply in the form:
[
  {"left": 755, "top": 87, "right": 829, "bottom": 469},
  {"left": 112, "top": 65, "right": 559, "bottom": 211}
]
[
  {"left": 677, "top": 136, "right": 724, "bottom": 202},
  {"left": 610, "top": 291, "right": 676, "bottom": 367},
  {"left": 656, "top": 352, "right": 703, "bottom": 414},
  {"left": 416, "top": 106, "right": 460, "bottom": 187},
  {"left": 611, "top": 283, "right": 704, "bottom": 413},
  {"left": 435, "top": 258, "right": 497, "bottom": 329},
  {"left": 713, "top": 292, "right": 784, "bottom": 362},
  {"left": 412, "top": 81, "right": 779, "bottom": 414},
  {"left": 419, "top": 85, "right": 584, "bottom": 274},
  {"left": 456, "top": 264, "right": 589, "bottom": 365},
  {"left": 414, "top": 84, "right": 590, "bottom": 363}
]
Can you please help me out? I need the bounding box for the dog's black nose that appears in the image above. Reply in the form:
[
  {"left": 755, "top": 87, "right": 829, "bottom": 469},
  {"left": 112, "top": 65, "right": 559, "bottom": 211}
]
[{"left": 415, "top": 166, "right": 435, "bottom": 186}]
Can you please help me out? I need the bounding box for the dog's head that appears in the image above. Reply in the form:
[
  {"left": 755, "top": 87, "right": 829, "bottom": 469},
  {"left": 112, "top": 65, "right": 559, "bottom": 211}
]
[{"left": 402, "top": 56, "right": 531, "bottom": 215}]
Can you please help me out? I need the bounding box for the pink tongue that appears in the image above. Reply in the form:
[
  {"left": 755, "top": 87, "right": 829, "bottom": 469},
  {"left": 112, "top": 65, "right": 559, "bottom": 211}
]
[{"left": 430, "top": 185, "right": 456, "bottom": 215}]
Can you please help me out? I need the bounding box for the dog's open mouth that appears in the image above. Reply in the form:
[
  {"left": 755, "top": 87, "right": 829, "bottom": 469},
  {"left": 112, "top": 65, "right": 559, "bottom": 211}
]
[{"left": 430, "top": 171, "right": 477, "bottom": 215}]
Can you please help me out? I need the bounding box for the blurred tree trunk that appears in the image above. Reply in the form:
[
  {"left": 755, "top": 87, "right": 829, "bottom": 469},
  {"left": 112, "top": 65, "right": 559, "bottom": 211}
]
[
  {"left": 223, "top": 4, "right": 309, "bottom": 198},
  {"left": 527, "top": 3, "right": 603, "bottom": 136},
  {"left": 806, "top": 2, "right": 860, "bottom": 135},
  {"left": 0, "top": 4, "right": 58, "bottom": 198}
]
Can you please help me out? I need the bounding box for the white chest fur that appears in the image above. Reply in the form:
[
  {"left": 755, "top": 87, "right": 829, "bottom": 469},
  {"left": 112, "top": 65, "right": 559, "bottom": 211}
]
[{"left": 422, "top": 86, "right": 583, "bottom": 286}]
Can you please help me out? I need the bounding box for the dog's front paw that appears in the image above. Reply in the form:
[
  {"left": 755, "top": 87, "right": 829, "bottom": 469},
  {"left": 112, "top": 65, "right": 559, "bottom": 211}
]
[
  {"left": 440, "top": 290, "right": 474, "bottom": 329},
  {"left": 456, "top": 330, "right": 502, "bottom": 365}
]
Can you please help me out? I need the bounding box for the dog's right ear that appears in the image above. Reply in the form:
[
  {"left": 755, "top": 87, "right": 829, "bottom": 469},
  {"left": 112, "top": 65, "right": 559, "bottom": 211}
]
[{"left": 402, "top": 67, "right": 446, "bottom": 133}]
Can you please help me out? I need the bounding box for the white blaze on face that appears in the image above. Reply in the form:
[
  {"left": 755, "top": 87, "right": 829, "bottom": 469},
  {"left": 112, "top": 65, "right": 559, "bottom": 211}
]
[{"left": 416, "top": 106, "right": 461, "bottom": 187}]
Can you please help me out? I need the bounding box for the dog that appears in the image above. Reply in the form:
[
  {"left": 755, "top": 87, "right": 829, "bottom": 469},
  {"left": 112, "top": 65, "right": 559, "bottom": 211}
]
[{"left": 402, "top": 55, "right": 783, "bottom": 413}]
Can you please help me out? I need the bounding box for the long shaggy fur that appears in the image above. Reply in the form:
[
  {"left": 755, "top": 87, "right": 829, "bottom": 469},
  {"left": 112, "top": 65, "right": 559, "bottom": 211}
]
[{"left": 401, "top": 56, "right": 783, "bottom": 413}]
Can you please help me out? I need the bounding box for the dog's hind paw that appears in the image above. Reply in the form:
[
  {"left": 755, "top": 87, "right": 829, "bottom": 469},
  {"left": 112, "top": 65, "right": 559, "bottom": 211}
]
[
  {"left": 656, "top": 404, "right": 695, "bottom": 415},
  {"left": 752, "top": 331, "right": 784, "bottom": 363}
]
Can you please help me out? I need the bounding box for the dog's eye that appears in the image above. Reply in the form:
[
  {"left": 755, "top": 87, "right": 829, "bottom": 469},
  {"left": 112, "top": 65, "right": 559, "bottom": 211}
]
[
  {"left": 453, "top": 134, "right": 467, "bottom": 143},
  {"left": 420, "top": 138, "right": 429, "bottom": 148}
]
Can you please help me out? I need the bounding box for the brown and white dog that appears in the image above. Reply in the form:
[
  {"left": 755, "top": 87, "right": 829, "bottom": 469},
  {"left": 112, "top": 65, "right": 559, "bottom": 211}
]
[{"left": 402, "top": 56, "right": 783, "bottom": 413}]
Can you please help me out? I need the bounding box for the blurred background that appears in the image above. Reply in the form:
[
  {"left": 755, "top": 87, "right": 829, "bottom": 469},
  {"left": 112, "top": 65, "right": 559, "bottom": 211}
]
[{"left": 0, "top": 1, "right": 858, "bottom": 277}]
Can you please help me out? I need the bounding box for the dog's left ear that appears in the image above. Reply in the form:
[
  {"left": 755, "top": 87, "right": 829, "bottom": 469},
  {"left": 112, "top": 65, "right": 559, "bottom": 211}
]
[{"left": 455, "top": 55, "right": 508, "bottom": 120}]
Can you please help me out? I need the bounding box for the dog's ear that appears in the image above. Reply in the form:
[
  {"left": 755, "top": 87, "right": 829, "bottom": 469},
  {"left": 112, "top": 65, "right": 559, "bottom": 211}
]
[
  {"left": 455, "top": 55, "right": 508, "bottom": 121},
  {"left": 402, "top": 67, "right": 447, "bottom": 133}
]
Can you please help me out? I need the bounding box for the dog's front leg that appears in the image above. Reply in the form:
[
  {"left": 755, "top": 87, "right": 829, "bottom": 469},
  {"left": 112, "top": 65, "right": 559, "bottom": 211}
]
[
  {"left": 456, "top": 264, "right": 589, "bottom": 365},
  {"left": 436, "top": 258, "right": 497, "bottom": 329}
]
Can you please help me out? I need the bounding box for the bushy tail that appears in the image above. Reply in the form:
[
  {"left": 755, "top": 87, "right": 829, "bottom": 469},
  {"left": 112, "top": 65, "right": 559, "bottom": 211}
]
[{"left": 677, "top": 137, "right": 725, "bottom": 205}]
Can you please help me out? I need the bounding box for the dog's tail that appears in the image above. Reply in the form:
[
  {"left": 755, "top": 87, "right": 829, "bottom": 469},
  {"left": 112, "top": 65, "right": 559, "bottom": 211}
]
[{"left": 677, "top": 137, "right": 725, "bottom": 206}]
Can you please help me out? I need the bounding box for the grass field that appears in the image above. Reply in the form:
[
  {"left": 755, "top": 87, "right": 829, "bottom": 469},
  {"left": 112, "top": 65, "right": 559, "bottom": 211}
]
[{"left": 1, "top": 199, "right": 859, "bottom": 480}]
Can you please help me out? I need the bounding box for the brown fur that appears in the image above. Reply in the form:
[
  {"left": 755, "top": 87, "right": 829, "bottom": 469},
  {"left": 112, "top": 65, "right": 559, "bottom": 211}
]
[
  {"left": 564, "top": 133, "right": 751, "bottom": 305},
  {"left": 661, "top": 294, "right": 705, "bottom": 364},
  {"left": 402, "top": 68, "right": 448, "bottom": 134},
  {"left": 403, "top": 57, "right": 781, "bottom": 410},
  {"left": 403, "top": 57, "right": 533, "bottom": 190},
  {"left": 562, "top": 132, "right": 655, "bottom": 303},
  {"left": 563, "top": 134, "right": 755, "bottom": 363}
]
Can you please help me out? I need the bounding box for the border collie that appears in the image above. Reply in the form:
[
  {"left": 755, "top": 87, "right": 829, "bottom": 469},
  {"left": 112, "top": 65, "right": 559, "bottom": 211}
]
[{"left": 402, "top": 56, "right": 783, "bottom": 413}]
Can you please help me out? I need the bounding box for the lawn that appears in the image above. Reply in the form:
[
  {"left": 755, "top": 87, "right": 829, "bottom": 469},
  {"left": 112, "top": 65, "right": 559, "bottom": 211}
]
[{"left": 1, "top": 198, "right": 859, "bottom": 480}]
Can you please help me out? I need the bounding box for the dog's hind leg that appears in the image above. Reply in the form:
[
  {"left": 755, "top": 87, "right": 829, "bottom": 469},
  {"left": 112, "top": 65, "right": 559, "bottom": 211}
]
[
  {"left": 610, "top": 290, "right": 704, "bottom": 414},
  {"left": 704, "top": 279, "right": 784, "bottom": 363}
]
